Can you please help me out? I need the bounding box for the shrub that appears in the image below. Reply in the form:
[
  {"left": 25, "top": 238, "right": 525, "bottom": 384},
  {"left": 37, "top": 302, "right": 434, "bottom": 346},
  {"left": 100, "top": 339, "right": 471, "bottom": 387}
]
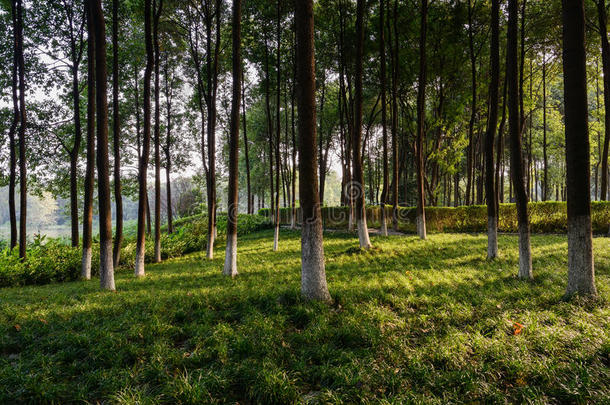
[
  {"left": 0, "top": 236, "right": 100, "bottom": 288},
  {"left": 0, "top": 214, "right": 273, "bottom": 288}
]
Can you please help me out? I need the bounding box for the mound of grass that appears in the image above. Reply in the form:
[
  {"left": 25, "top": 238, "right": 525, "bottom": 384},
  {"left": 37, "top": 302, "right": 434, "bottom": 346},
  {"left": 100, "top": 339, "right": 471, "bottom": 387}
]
[{"left": 0, "top": 230, "right": 608, "bottom": 403}]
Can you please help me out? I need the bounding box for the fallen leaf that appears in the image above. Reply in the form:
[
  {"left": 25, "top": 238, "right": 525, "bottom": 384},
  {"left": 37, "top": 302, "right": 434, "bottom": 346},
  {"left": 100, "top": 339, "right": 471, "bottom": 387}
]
[
  {"left": 14, "top": 324, "right": 21, "bottom": 331},
  {"left": 513, "top": 322, "right": 523, "bottom": 335},
  {"left": 39, "top": 318, "right": 48, "bottom": 325}
]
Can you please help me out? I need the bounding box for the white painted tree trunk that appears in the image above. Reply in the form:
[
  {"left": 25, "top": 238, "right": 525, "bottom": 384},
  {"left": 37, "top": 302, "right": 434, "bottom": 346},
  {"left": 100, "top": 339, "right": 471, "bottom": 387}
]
[
  {"left": 487, "top": 216, "right": 498, "bottom": 259},
  {"left": 357, "top": 219, "right": 372, "bottom": 249},
  {"left": 301, "top": 219, "right": 331, "bottom": 301},
  {"left": 517, "top": 223, "right": 533, "bottom": 279},
  {"left": 566, "top": 215, "right": 597, "bottom": 296},
  {"left": 290, "top": 209, "right": 296, "bottom": 229},
  {"left": 379, "top": 205, "right": 388, "bottom": 236},
  {"left": 223, "top": 232, "right": 238, "bottom": 277},
  {"left": 100, "top": 239, "right": 115, "bottom": 290},
  {"left": 207, "top": 233, "right": 215, "bottom": 259},
  {"left": 273, "top": 224, "right": 279, "bottom": 251},
  {"left": 81, "top": 247, "right": 92, "bottom": 280},
  {"left": 135, "top": 243, "right": 146, "bottom": 277},
  {"left": 416, "top": 214, "right": 427, "bottom": 240}
]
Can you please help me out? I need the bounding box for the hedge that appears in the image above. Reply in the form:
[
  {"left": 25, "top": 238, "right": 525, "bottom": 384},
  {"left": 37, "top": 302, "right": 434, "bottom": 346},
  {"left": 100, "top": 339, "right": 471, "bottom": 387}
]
[{"left": 259, "top": 201, "right": 610, "bottom": 234}]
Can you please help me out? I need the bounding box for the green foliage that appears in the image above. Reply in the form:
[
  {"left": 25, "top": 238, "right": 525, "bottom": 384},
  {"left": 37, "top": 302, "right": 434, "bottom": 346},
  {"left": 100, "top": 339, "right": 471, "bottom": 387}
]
[
  {"left": 0, "top": 214, "right": 271, "bottom": 288},
  {"left": 0, "top": 236, "right": 99, "bottom": 288},
  {"left": 264, "top": 202, "right": 610, "bottom": 234},
  {"left": 0, "top": 230, "right": 608, "bottom": 403}
]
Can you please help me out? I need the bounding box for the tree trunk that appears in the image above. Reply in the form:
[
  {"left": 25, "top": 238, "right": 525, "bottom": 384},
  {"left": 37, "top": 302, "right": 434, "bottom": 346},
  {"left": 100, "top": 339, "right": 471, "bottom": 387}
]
[
  {"left": 542, "top": 50, "right": 548, "bottom": 201},
  {"left": 205, "top": 0, "right": 221, "bottom": 260},
  {"left": 241, "top": 71, "right": 252, "bottom": 214},
  {"left": 295, "top": 0, "right": 331, "bottom": 302},
  {"left": 69, "top": 70, "right": 82, "bottom": 248},
  {"left": 153, "top": 0, "right": 163, "bottom": 264},
  {"left": 379, "top": 0, "right": 389, "bottom": 237},
  {"left": 135, "top": 0, "right": 154, "bottom": 277},
  {"left": 415, "top": 0, "right": 428, "bottom": 239},
  {"left": 563, "top": 0, "right": 597, "bottom": 297},
  {"left": 508, "top": 0, "right": 532, "bottom": 279},
  {"left": 597, "top": 0, "right": 610, "bottom": 201},
  {"left": 13, "top": 0, "right": 27, "bottom": 260},
  {"left": 390, "top": 0, "right": 399, "bottom": 230},
  {"left": 224, "top": 0, "right": 241, "bottom": 277},
  {"left": 485, "top": 0, "right": 500, "bottom": 259},
  {"left": 353, "top": 0, "right": 372, "bottom": 249},
  {"left": 273, "top": 0, "right": 281, "bottom": 252},
  {"left": 466, "top": 0, "right": 477, "bottom": 207},
  {"left": 82, "top": 0, "right": 95, "bottom": 279},
  {"left": 112, "top": 0, "right": 123, "bottom": 266},
  {"left": 291, "top": 36, "right": 297, "bottom": 229},
  {"left": 92, "top": 0, "right": 115, "bottom": 290},
  {"left": 164, "top": 59, "right": 174, "bottom": 234},
  {"left": 9, "top": 1, "right": 19, "bottom": 251}
]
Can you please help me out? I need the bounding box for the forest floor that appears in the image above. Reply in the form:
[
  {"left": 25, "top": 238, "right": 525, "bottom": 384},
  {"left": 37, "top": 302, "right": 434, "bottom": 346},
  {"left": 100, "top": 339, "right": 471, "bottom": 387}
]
[{"left": 1, "top": 230, "right": 609, "bottom": 404}]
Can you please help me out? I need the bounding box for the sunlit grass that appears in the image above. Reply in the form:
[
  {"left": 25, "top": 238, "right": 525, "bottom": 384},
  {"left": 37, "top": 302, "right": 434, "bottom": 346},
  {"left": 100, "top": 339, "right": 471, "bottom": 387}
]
[{"left": 1, "top": 230, "right": 608, "bottom": 403}]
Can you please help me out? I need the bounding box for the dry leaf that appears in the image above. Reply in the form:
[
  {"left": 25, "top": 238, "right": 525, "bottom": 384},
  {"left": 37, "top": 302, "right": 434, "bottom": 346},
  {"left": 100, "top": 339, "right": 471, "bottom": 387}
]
[
  {"left": 513, "top": 322, "right": 523, "bottom": 335},
  {"left": 39, "top": 319, "right": 48, "bottom": 325},
  {"left": 14, "top": 324, "right": 21, "bottom": 331}
]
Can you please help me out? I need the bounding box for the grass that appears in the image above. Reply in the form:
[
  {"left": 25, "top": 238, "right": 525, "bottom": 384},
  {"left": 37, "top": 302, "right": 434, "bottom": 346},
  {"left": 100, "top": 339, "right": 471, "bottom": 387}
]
[{"left": 0, "top": 230, "right": 609, "bottom": 404}]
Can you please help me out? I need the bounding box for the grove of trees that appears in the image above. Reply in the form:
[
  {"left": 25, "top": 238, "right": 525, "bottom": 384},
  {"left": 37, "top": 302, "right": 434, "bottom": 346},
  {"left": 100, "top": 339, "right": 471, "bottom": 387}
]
[{"left": 0, "top": 0, "right": 603, "bottom": 298}]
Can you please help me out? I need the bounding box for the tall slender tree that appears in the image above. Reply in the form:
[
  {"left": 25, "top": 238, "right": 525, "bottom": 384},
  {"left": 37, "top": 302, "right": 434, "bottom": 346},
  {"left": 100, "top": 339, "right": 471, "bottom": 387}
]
[
  {"left": 562, "top": 0, "right": 597, "bottom": 297},
  {"left": 353, "top": 0, "right": 372, "bottom": 249},
  {"left": 273, "top": 0, "right": 281, "bottom": 251},
  {"left": 485, "top": 0, "right": 500, "bottom": 259},
  {"left": 153, "top": 0, "right": 163, "bottom": 263},
  {"left": 82, "top": 0, "right": 96, "bottom": 279},
  {"left": 92, "top": 0, "right": 115, "bottom": 290},
  {"left": 508, "top": 0, "right": 532, "bottom": 279},
  {"left": 135, "top": 0, "right": 154, "bottom": 277},
  {"left": 8, "top": 0, "right": 19, "bottom": 251},
  {"left": 14, "top": 0, "right": 27, "bottom": 260},
  {"left": 112, "top": 0, "right": 123, "bottom": 266},
  {"left": 415, "top": 0, "right": 428, "bottom": 240},
  {"left": 223, "top": 0, "right": 241, "bottom": 278},
  {"left": 597, "top": 0, "right": 610, "bottom": 201},
  {"left": 296, "top": 0, "right": 331, "bottom": 301},
  {"left": 379, "top": 0, "right": 389, "bottom": 237}
]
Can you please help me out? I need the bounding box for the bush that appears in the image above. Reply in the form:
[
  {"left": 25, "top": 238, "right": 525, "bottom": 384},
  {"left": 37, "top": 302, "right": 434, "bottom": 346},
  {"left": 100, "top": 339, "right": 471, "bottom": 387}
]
[
  {"left": 1, "top": 214, "right": 272, "bottom": 289},
  {"left": 0, "top": 236, "right": 100, "bottom": 288},
  {"left": 262, "top": 201, "right": 610, "bottom": 234}
]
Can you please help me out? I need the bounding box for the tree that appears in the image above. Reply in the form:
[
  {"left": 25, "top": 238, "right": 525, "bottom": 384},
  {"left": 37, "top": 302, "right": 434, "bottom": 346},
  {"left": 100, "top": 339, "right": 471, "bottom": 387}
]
[
  {"left": 153, "top": 0, "right": 163, "bottom": 263},
  {"left": 296, "top": 0, "right": 331, "bottom": 302},
  {"left": 92, "top": 0, "right": 115, "bottom": 290},
  {"left": 205, "top": 0, "right": 222, "bottom": 260},
  {"left": 508, "top": 0, "right": 532, "bottom": 279},
  {"left": 485, "top": 0, "right": 499, "bottom": 259},
  {"left": 13, "top": 0, "right": 27, "bottom": 260},
  {"left": 415, "top": 0, "right": 427, "bottom": 240},
  {"left": 597, "top": 0, "right": 610, "bottom": 201},
  {"left": 8, "top": 0, "right": 19, "bottom": 251},
  {"left": 379, "top": 0, "right": 389, "bottom": 237},
  {"left": 353, "top": 0, "right": 372, "bottom": 249},
  {"left": 112, "top": 0, "right": 123, "bottom": 267},
  {"left": 135, "top": 0, "right": 154, "bottom": 278},
  {"left": 562, "top": 0, "right": 597, "bottom": 297},
  {"left": 81, "top": 0, "right": 95, "bottom": 279},
  {"left": 223, "top": 0, "right": 241, "bottom": 278}
]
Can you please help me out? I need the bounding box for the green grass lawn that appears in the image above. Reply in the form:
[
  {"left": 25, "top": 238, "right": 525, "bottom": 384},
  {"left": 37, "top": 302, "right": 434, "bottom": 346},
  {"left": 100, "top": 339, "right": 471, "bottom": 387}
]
[{"left": 1, "top": 230, "right": 609, "bottom": 404}]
